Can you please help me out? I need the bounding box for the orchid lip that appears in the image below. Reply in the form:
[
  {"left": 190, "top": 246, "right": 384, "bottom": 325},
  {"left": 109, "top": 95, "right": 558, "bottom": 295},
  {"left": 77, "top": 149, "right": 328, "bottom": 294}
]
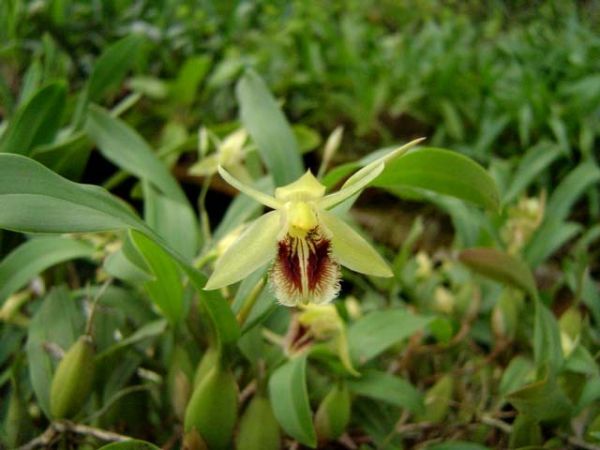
[{"left": 270, "top": 226, "right": 341, "bottom": 306}]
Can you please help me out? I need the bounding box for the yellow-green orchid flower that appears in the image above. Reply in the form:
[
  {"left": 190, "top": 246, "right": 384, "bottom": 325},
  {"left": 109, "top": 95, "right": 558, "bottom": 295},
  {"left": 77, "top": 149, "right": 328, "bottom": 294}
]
[
  {"left": 189, "top": 128, "right": 251, "bottom": 181},
  {"left": 204, "top": 138, "right": 424, "bottom": 306}
]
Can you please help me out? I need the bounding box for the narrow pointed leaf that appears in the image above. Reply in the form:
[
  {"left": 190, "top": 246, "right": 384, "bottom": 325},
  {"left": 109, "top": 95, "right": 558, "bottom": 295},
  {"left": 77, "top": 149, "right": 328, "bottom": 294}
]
[
  {"left": 143, "top": 182, "right": 199, "bottom": 262},
  {"left": 0, "top": 82, "right": 67, "bottom": 155},
  {"left": 26, "top": 288, "right": 84, "bottom": 418},
  {"left": 129, "top": 230, "right": 184, "bottom": 325},
  {"left": 533, "top": 303, "right": 563, "bottom": 374},
  {"left": 545, "top": 161, "right": 600, "bottom": 222},
  {"left": 88, "top": 35, "right": 144, "bottom": 101},
  {"left": 503, "top": 143, "right": 561, "bottom": 204},
  {"left": 86, "top": 105, "right": 187, "bottom": 204},
  {"left": 0, "top": 154, "right": 151, "bottom": 234},
  {"left": 0, "top": 237, "right": 94, "bottom": 306},
  {"left": 236, "top": 69, "right": 303, "bottom": 185},
  {"left": 184, "top": 266, "right": 240, "bottom": 346}
]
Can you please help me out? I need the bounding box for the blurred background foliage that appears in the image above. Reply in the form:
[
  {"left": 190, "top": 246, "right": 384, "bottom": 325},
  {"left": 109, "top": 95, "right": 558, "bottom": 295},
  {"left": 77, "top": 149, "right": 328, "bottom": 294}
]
[{"left": 1, "top": 0, "right": 600, "bottom": 449}]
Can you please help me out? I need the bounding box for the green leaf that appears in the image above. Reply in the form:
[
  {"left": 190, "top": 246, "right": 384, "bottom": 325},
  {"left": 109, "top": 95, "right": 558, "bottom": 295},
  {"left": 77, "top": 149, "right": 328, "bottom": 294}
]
[
  {"left": 508, "top": 375, "right": 572, "bottom": 422},
  {"left": 269, "top": 354, "right": 316, "bottom": 448},
  {"left": 143, "top": 182, "right": 199, "bottom": 262},
  {"left": 499, "top": 356, "right": 534, "bottom": 398},
  {"left": 347, "top": 309, "right": 432, "bottom": 364},
  {"left": 565, "top": 345, "right": 599, "bottom": 376},
  {"left": 26, "top": 288, "right": 85, "bottom": 418},
  {"left": 129, "top": 230, "right": 184, "bottom": 325},
  {"left": 236, "top": 69, "right": 303, "bottom": 185},
  {"left": 459, "top": 248, "right": 538, "bottom": 301},
  {"left": 576, "top": 377, "right": 600, "bottom": 413},
  {"left": 425, "top": 194, "right": 485, "bottom": 247},
  {"left": 373, "top": 148, "right": 500, "bottom": 210},
  {"left": 183, "top": 266, "right": 241, "bottom": 347},
  {"left": 347, "top": 370, "right": 423, "bottom": 414},
  {"left": 97, "top": 440, "right": 160, "bottom": 450},
  {"left": 0, "top": 154, "right": 151, "bottom": 234},
  {"left": 503, "top": 142, "right": 561, "bottom": 205},
  {"left": 546, "top": 161, "right": 600, "bottom": 222},
  {"left": 0, "top": 237, "right": 94, "bottom": 306},
  {"left": 32, "top": 132, "right": 92, "bottom": 180},
  {"left": 170, "top": 55, "right": 211, "bottom": 106},
  {"left": 103, "top": 247, "right": 153, "bottom": 283},
  {"left": 85, "top": 105, "right": 187, "bottom": 204},
  {"left": 96, "top": 319, "right": 168, "bottom": 361},
  {"left": 88, "top": 35, "right": 144, "bottom": 101},
  {"left": 509, "top": 414, "right": 542, "bottom": 448},
  {"left": 0, "top": 82, "right": 67, "bottom": 155},
  {"left": 417, "top": 374, "right": 454, "bottom": 423},
  {"left": 524, "top": 220, "right": 582, "bottom": 268},
  {"left": 533, "top": 303, "right": 563, "bottom": 374}
]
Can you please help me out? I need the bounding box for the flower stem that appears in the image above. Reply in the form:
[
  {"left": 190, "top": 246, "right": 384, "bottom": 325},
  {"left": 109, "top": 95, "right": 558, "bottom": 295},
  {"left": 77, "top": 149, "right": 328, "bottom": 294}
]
[{"left": 236, "top": 277, "right": 266, "bottom": 326}]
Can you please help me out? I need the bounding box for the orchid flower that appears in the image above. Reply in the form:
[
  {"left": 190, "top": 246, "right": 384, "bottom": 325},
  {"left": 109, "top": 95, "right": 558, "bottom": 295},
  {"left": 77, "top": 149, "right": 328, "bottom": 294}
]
[
  {"left": 204, "top": 138, "right": 424, "bottom": 306},
  {"left": 189, "top": 128, "right": 251, "bottom": 182}
]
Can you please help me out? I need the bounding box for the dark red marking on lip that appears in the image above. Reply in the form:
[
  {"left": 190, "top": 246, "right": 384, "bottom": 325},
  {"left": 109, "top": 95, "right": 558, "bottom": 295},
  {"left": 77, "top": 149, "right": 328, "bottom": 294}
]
[
  {"left": 271, "top": 227, "right": 340, "bottom": 305},
  {"left": 307, "top": 238, "right": 332, "bottom": 291},
  {"left": 277, "top": 238, "right": 302, "bottom": 291}
]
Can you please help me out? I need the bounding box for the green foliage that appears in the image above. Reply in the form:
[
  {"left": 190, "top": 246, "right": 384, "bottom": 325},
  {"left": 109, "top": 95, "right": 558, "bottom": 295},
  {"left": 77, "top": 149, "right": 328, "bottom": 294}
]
[{"left": 0, "top": 1, "right": 599, "bottom": 449}]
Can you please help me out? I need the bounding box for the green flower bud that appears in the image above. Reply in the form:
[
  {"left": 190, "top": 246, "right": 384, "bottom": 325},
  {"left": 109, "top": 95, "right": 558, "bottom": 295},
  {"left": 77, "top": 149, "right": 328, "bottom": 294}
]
[
  {"left": 559, "top": 306, "right": 582, "bottom": 341},
  {"left": 417, "top": 374, "right": 453, "bottom": 423},
  {"left": 236, "top": 395, "right": 280, "bottom": 450},
  {"left": 184, "top": 366, "right": 238, "bottom": 450},
  {"left": 314, "top": 383, "right": 351, "bottom": 443},
  {"left": 50, "top": 335, "right": 96, "bottom": 419},
  {"left": 491, "top": 291, "right": 520, "bottom": 340},
  {"left": 5, "top": 380, "right": 33, "bottom": 448},
  {"left": 167, "top": 346, "right": 194, "bottom": 421},
  {"left": 193, "top": 346, "right": 220, "bottom": 388},
  {"left": 182, "top": 428, "right": 208, "bottom": 450}
]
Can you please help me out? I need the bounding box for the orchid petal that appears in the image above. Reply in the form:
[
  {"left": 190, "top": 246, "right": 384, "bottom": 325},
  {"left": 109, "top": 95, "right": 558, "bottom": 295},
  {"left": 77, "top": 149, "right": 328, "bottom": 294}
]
[
  {"left": 189, "top": 154, "right": 219, "bottom": 176},
  {"left": 319, "top": 138, "right": 425, "bottom": 210},
  {"left": 218, "top": 165, "right": 281, "bottom": 210},
  {"left": 318, "top": 162, "right": 384, "bottom": 210},
  {"left": 274, "top": 170, "right": 326, "bottom": 202},
  {"left": 344, "top": 138, "right": 425, "bottom": 188},
  {"left": 319, "top": 210, "right": 393, "bottom": 277},
  {"left": 205, "top": 210, "right": 281, "bottom": 289}
]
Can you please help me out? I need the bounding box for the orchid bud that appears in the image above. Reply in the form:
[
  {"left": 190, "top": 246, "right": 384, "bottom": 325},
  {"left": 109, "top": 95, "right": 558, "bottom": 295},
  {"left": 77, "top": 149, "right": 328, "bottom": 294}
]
[
  {"left": 167, "top": 346, "right": 193, "bottom": 421},
  {"left": 193, "top": 345, "right": 220, "bottom": 387},
  {"left": 236, "top": 395, "right": 280, "bottom": 450},
  {"left": 314, "top": 383, "right": 351, "bottom": 443},
  {"left": 417, "top": 375, "right": 453, "bottom": 423},
  {"left": 50, "top": 335, "right": 96, "bottom": 419},
  {"left": 184, "top": 366, "right": 238, "bottom": 450}
]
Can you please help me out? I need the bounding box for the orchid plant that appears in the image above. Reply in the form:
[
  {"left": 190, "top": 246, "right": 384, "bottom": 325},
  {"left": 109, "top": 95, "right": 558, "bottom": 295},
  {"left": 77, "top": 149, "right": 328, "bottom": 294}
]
[{"left": 205, "top": 138, "right": 424, "bottom": 306}]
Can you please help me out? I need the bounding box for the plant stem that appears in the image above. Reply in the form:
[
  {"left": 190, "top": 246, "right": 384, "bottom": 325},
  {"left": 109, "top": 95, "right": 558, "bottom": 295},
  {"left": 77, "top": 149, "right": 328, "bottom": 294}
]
[{"left": 236, "top": 277, "right": 266, "bottom": 326}]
